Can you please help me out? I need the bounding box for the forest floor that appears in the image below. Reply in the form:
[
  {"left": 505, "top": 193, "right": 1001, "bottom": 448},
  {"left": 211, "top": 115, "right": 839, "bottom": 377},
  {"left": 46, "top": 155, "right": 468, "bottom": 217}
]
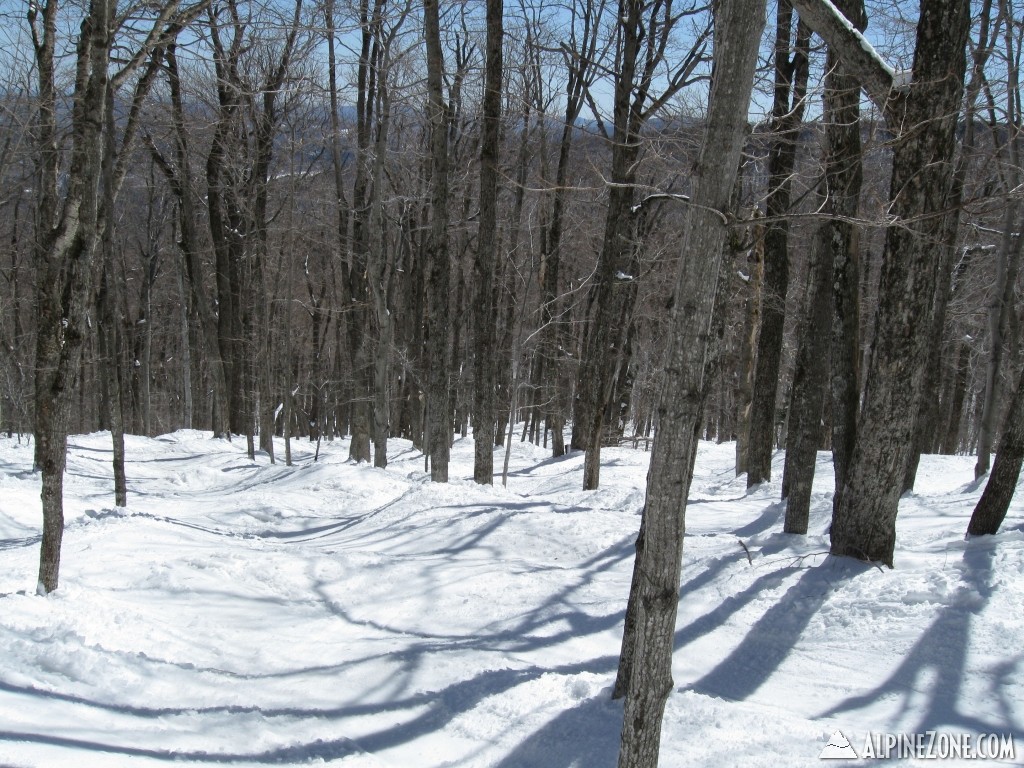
[{"left": 0, "top": 429, "right": 1021, "bottom": 767}]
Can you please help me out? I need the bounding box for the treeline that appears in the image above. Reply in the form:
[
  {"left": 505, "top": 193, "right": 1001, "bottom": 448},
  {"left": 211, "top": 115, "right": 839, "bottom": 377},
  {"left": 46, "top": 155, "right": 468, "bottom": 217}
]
[
  {"left": 2, "top": 2, "right": 1018, "bottom": 470},
  {"left": 1, "top": 0, "right": 1021, "bottom": 545}
]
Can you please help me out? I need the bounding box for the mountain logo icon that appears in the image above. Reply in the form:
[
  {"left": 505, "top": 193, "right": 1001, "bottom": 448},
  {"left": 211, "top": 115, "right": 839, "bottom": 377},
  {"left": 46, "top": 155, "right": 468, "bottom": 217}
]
[{"left": 819, "top": 730, "right": 858, "bottom": 759}]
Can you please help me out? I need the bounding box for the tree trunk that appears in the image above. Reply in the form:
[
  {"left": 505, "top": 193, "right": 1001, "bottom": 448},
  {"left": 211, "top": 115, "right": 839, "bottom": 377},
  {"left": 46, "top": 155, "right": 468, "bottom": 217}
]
[
  {"left": 975, "top": 203, "right": 1024, "bottom": 479},
  {"left": 31, "top": 0, "right": 115, "bottom": 594},
  {"left": 573, "top": 0, "right": 706, "bottom": 488},
  {"left": 940, "top": 340, "right": 970, "bottom": 454},
  {"left": 782, "top": 0, "right": 863, "bottom": 524},
  {"left": 968, "top": 362, "right": 1024, "bottom": 536},
  {"left": 155, "top": 39, "right": 231, "bottom": 439},
  {"left": 781, "top": 221, "right": 831, "bottom": 532},
  {"left": 614, "top": 2, "right": 765, "bottom": 766},
  {"left": 472, "top": 0, "right": 502, "bottom": 484},
  {"left": 904, "top": 1, "right": 993, "bottom": 489},
  {"left": 424, "top": 0, "right": 451, "bottom": 482},
  {"left": 791, "top": 0, "right": 972, "bottom": 566},
  {"left": 99, "top": 97, "right": 127, "bottom": 506},
  {"left": 818, "top": 0, "right": 866, "bottom": 499},
  {"left": 369, "top": 45, "right": 397, "bottom": 469},
  {"left": 735, "top": 220, "right": 762, "bottom": 476},
  {"left": 746, "top": 1, "right": 809, "bottom": 487}
]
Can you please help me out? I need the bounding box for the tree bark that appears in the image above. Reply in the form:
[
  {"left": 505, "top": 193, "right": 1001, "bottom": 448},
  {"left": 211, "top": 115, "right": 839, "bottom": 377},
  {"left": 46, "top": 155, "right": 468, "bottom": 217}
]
[
  {"left": 825, "top": 0, "right": 866, "bottom": 499},
  {"left": 31, "top": 0, "right": 115, "bottom": 593},
  {"left": 940, "top": 339, "right": 970, "bottom": 454},
  {"left": 735, "top": 220, "right": 762, "bottom": 476},
  {"left": 424, "top": 0, "right": 451, "bottom": 482},
  {"left": 153, "top": 38, "right": 231, "bottom": 439},
  {"left": 975, "top": 203, "right": 1024, "bottom": 479},
  {"left": 904, "top": 0, "right": 992, "bottom": 490},
  {"left": 782, "top": 0, "right": 864, "bottom": 526},
  {"left": 575, "top": 0, "right": 707, "bottom": 489},
  {"left": 614, "top": 2, "right": 766, "bottom": 765},
  {"left": 968, "top": 362, "right": 1024, "bottom": 536},
  {"left": 472, "top": 0, "right": 502, "bottom": 483},
  {"left": 746, "top": 1, "right": 810, "bottom": 487},
  {"left": 781, "top": 221, "right": 831, "bottom": 532},
  {"left": 792, "top": 0, "right": 972, "bottom": 566}
]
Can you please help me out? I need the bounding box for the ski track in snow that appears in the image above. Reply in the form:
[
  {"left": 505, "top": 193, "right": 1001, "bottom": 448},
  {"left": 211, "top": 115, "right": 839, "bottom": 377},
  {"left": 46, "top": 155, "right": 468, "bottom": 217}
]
[{"left": 0, "top": 431, "right": 1021, "bottom": 767}]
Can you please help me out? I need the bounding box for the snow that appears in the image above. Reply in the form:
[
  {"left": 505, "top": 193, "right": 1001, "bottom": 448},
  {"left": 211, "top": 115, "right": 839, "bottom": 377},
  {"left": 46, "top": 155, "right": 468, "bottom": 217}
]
[
  {"left": 816, "top": 0, "right": 896, "bottom": 82},
  {"left": 0, "top": 431, "right": 1021, "bottom": 767}
]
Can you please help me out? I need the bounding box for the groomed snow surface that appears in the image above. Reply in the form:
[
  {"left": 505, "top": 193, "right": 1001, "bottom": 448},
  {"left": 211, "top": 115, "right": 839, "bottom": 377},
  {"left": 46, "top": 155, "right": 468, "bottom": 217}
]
[{"left": 0, "top": 431, "right": 1021, "bottom": 767}]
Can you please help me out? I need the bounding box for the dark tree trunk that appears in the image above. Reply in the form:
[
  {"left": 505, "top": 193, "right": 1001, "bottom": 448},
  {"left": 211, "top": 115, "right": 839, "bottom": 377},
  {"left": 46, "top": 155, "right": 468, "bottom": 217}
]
[
  {"left": 781, "top": 221, "right": 831, "bottom": 532},
  {"left": 793, "top": 0, "right": 972, "bottom": 566},
  {"left": 424, "top": 0, "right": 451, "bottom": 482},
  {"left": 782, "top": 0, "right": 863, "bottom": 526},
  {"left": 822, "top": 0, "right": 865, "bottom": 499},
  {"left": 613, "top": 2, "right": 765, "bottom": 765},
  {"left": 940, "top": 340, "right": 970, "bottom": 454},
  {"left": 904, "top": 0, "right": 993, "bottom": 490},
  {"left": 153, "top": 39, "right": 231, "bottom": 439},
  {"left": 99, "top": 98, "right": 127, "bottom": 507},
  {"left": 975, "top": 203, "right": 1024, "bottom": 479},
  {"left": 735, "top": 221, "right": 762, "bottom": 476},
  {"left": 472, "top": 0, "right": 502, "bottom": 484},
  {"left": 369, "top": 102, "right": 394, "bottom": 469},
  {"left": 31, "top": 0, "right": 114, "bottom": 593},
  {"left": 574, "top": 0, "right": 706, "bottom": 489},
  {"left": 346, "top": 0, "right": 379, "bottom": 465},
  {"left": 746, "top": 1, "right": 809, "bottom": 487},
  {"left": 572, "top": 36, "right": 643, "bottom": 475},
  {"left": 968, "top": 363, "right": 1024, "bottom": 536}
]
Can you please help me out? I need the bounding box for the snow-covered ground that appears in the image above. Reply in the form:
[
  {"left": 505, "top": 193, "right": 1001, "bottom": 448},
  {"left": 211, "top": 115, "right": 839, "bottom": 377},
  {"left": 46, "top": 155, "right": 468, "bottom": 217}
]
[{"left": 0, "top": 430, "right": 1021, "bottom": 767}]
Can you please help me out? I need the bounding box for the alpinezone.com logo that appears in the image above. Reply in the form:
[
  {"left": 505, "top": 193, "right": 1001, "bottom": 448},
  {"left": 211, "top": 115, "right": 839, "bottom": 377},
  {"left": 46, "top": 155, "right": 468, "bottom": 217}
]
[{"left": 820, "top": 730, "right": 1017, "bottom": 761}]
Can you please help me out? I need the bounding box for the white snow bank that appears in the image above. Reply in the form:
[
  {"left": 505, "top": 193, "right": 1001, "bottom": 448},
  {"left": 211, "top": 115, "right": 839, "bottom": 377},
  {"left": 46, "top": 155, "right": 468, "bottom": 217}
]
[{"left": 0, "top": 431, "right": 1020, "bottom": 766}]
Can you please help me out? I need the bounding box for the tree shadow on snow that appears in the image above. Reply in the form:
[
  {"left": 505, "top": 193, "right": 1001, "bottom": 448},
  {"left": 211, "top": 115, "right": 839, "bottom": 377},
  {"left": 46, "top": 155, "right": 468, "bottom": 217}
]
[
  {"left": 492, "top": 694, "right": 623, "bottom": 768},
  {"left": 682, "top": 560, "right": 872, "bottom": 702},
  {"left": 0, "top": 659, "right": 623, "bottom": 764},
  {"left": 818, "top": 543, "right": 1023, "bottom": 739}
]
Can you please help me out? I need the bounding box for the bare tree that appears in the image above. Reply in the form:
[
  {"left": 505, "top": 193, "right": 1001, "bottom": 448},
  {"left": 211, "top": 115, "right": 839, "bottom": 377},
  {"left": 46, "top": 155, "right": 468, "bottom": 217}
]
[
  {"left": 471, "top": 0, "right": 503, "bottom": 483},
  {"left": 745, "top": 0, "right": 810, "bottom": 487},
  {"left": 28, "top": 0, "right": 204, "bottom": 593},
  {"left": 973, "top": 0, "right": 1023, "bottom": 481},
  {"left": 572, "top": 0, "right": 710, "bottom": 490},
  {"left": 612, "top": 1, "right": 766, "bottom": 765},
  {"left": 790, "top": 0, "right": 972, "bottom": 565},
  {"left": 781, "top": 0, "right": 865, "bottom": 531},
  {"left": 423, "top": 0, "right": 452, "bottom": 481}
]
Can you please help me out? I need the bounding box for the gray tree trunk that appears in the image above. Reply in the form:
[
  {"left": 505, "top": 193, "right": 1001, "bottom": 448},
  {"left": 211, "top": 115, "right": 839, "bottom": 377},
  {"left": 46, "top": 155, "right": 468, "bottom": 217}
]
[
  {"left": 968, "top": 362, "right": 1024, "bottom": 536},
  {"left": 782, "top": 0, "right": 863, "bottom": 526},
  {"left": 573, "top": 0, "right": 707, "bottom": 489},
  {"left": 424, "top": 0, "right": 451, "bottom": 482},
  {"left": 613, "top": 2, "right": 766, "bottom": 765},
  {"left": 746, "top": 1, "right": 809, "bottom": 487},
  {"left": 31, "top": 0, "right": 114, "bottom": 593},
  {"left": 825, "top": 0, "right": 865, "bottom": 499},
  {"left": 153, "top": 39, "right": 231, "bottom": 439},
  {"left": 975, "top": 203, "right": 1024, "bottom": 479},
  {"left": 781, "top": 221, "right": 831, "bottom": 532},
  {"left": 472, "top": 0, "right": 502, "bottom": 484},
  {"left": 735, "top": 222, "right": 762, "bottom": 476},
  {"left": 904, "top": 0, "right": 993, "bottom": 491},
  {"left": 792, "top": 0, "right": 972, "bottom": 566}
]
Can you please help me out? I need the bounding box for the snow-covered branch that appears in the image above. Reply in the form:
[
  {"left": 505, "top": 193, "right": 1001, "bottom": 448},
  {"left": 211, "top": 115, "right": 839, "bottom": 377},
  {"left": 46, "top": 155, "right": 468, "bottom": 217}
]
[{"left": 788, "top": 0, "right": 896, "bottom": 115}]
